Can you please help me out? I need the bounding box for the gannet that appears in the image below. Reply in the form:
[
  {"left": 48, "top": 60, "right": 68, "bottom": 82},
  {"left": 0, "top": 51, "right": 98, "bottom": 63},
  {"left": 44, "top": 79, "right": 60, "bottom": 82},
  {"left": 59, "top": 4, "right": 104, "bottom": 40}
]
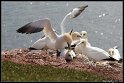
[
  {"left": 75, "top": 31, "right": 91, "bottom": 54},
  {"left": 77, "top": 39, "right": 110, "bottom": 61},
  {"left": 17, "top": 18, "right": 71, "bottom": 52},
  {"left": 80, "top": 31, "right": 91, "bottom": 46},
  {"left": 107, "top": 46, "right": 123, "bottom": 63},
  {"left": 61, "top": 5, "right": 88, "bottom": 34},
  {"left": 60, "top": 47, "right": 76, "bottom": 62},
  {"left": 71, "top": 31, "right": 81, "bottom": 46}
]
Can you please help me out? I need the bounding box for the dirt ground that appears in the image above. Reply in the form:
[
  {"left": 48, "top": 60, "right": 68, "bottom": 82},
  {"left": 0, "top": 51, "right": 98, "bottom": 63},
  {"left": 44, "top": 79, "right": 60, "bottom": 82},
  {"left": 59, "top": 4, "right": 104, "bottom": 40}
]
[{"left": 1, "top": 48, "right": 123, "bottom": 81}]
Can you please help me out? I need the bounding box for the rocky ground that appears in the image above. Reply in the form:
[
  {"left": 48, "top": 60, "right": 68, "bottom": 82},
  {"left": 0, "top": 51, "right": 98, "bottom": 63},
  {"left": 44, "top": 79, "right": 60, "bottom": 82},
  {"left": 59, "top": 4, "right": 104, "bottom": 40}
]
[{"left": 1, "top": 48, "right": 123, "bottom": 81}]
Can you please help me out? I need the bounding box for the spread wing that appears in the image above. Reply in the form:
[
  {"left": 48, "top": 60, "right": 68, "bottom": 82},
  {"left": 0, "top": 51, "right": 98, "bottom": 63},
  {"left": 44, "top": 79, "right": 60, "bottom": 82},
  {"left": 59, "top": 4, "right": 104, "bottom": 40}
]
[
  {"left": 16, "top": 18, "right": 57, "bottom": 40},
  {"left": 16, "top": 19, "right": 46, "bottom": 34}
]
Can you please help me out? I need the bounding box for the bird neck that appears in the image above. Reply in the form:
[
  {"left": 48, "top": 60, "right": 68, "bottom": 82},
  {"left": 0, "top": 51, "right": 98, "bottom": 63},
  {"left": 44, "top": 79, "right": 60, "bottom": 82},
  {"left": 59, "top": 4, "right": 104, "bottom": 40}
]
[
  {"left": 85, "top": 38, "right": 88, "bottom": 43},
  {"left": 82, "top": 41, "right": 87, "bottom": 48},
  {"left": 63, "top": 33, "right": 72, "bottom": 45},
  {"left": 60, "top": 13, "right": 71, "bottom": 34}
]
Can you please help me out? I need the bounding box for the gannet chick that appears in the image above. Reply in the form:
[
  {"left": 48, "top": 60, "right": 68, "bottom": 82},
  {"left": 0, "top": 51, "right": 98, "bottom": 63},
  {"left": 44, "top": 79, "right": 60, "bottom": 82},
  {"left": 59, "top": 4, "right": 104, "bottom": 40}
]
[
  {"left": 78, "top": 39, "right": 110, "bottom": 61},
  {"left": 108, "top": 46, "right": 123, "bottom": 62}
]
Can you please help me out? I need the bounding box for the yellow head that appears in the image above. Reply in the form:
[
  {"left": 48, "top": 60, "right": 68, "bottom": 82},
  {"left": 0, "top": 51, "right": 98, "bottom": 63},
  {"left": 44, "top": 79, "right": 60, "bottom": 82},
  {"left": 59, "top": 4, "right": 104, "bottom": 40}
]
[
  {"left": 71, "top": 31, "right": 81, "bottom": 41},
  {"left": 68, "top": 29, "right": 81, "bottom": 40}
]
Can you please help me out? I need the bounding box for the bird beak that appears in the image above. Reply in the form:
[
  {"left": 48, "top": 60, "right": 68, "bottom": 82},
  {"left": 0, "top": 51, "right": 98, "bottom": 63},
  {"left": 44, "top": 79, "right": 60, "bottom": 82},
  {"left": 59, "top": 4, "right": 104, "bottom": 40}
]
[
  {"left": 41, "top": 35, "right": 45, "bottom": 38},
  {"left": 77, "top": 41, "right": 82, "bottom": 46},
  {"left": 79, "top": 5, "right": 88, "bottom": 10},
  {"left": 69, "top": 29, "right": 73, "bottom": 35},
  {"left": 72, "top": 5, "right": 88, "bottom": 18},
  {"left": 67, "top": 42, "right": 71, "bottom": 50},
  {"left": 77, "top": 35, "right": 82, "bottom": 38}
]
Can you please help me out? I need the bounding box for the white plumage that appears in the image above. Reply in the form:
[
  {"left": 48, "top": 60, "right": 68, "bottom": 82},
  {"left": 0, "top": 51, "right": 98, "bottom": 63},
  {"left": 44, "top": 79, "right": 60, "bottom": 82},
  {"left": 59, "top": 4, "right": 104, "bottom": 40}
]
[
  {"left": 108, "top": 46, "right": 122, "bottom": 61},
  {"left": 31, "top": 37, "right": 56, "bottom": 50},
  {"left": 75, "top": 31, "right": 91, "bottom": 54},
  {"left": 78, "top": 39, "right": 110, "bottom": 61},
  {"left": 80, "top": 31, "right": 91, "bottom": 46}
]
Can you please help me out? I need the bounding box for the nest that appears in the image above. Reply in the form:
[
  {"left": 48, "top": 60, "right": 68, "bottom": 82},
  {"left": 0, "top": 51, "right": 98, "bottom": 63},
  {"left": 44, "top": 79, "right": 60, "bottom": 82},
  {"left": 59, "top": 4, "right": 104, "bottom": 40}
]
[{"left": 1, "top": 48, "right": 123, "bottom": 81}]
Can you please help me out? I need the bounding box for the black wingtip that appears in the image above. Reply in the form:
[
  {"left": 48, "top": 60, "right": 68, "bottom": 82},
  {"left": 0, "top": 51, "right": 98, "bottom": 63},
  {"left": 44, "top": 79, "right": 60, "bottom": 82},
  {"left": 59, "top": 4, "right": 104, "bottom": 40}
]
[
  {"left": 102, "top": 57, "right": 123, "bottom": 63},
  {"left": 102, "top": 57, "right": 116, "bottom": 61},
  {"left": 16, "top": 28, "right": 23, "bottom": 33},
  {"left": 118, "top": 59, "right": 123, "bottom": 63},
  {"left": 28, "top": 47, "right": 38, "bottom": 50},
  {"left": 16, "top": 26, "right": 28, "bottom": 33}
]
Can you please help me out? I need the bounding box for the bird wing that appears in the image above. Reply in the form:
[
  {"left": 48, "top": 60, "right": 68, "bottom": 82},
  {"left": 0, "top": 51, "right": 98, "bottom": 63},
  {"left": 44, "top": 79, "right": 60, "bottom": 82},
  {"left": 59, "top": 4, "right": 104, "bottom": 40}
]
[
  {"left": 17, "top": 19, "right": 46, "bottom": 34},
  {"left": 30, "top": 37, "right": 47, "bottom": 50},
  {"left": 16, "top": 18, "right": 57, "bottom": 40},
  {"left": 86, "top": 46, "right": 110, "bottom": 60}
]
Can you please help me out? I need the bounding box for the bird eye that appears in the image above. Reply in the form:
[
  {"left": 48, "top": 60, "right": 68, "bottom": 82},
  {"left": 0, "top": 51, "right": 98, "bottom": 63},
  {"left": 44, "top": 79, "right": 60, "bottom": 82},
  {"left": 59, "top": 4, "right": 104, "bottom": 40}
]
[
  {"left": 112, "top": 51, "right": 114, "bottom": 54},
  {"left": 83, "top": 34, "right": 85, "bottom": 35},
  {"left": 82, "top": 42, "right": 84, "bottom": 43}
]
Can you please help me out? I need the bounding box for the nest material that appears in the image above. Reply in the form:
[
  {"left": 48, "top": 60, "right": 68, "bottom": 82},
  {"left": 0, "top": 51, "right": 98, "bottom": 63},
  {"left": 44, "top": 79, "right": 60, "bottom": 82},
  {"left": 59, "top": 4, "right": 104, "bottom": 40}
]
[{"left": 1, "top": 48, "right": 123, "bottom": 81}]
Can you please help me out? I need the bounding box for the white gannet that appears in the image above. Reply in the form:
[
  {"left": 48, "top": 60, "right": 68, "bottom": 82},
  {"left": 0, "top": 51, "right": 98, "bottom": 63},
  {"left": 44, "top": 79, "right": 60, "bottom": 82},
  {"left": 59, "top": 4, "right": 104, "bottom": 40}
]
[
  {"left": 61, "top": 5, "right": 88, "bottom": 34},
  {"left": 60, "top": 47, "right": 76, "bottom": 62},
  {"left": 80, "top": 31, "right": 91, "bottom": 46},
  {"left": 16, "top": 5, "right": 88, "bottom": 57},
  {"left": 17, "top": 18, "right": 71, "bottom": 52},
  {"left": 71, "top": 31, "right": 81, "bottom": 46},
  {"left": 75, "top": 31, "right": 91, "bottom": 54},
  {"left": 107, "top": 46, "right": 123, "bottom": 62},
  {"left": 77, "top": 39, "right": 110, "bottom": 61}
]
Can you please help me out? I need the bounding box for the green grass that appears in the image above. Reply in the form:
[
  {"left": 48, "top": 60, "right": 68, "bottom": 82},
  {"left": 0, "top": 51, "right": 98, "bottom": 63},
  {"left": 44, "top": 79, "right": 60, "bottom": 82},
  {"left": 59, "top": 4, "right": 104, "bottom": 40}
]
[{"left": 1, "top": 61, "right": 106, "bottom": 82}]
